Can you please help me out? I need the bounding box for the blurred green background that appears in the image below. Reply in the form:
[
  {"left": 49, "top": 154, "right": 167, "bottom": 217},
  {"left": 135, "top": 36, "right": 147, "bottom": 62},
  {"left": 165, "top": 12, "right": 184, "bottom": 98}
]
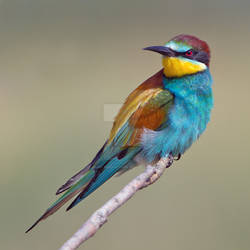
[{"left": 1, "top": 0, "right": 250, "bottom": 249}]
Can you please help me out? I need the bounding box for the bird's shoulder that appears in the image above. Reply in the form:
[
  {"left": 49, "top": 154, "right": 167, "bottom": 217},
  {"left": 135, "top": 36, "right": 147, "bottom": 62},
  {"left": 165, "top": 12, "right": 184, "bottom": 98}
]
[{"left": 108, "top": 70, "right": 174, "bottom": 146}]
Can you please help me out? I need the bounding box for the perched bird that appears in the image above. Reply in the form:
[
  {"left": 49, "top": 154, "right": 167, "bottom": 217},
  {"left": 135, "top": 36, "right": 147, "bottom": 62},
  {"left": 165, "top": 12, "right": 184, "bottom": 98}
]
[{"left": 26, "top": 34, "right": 213, "bottom": 232}]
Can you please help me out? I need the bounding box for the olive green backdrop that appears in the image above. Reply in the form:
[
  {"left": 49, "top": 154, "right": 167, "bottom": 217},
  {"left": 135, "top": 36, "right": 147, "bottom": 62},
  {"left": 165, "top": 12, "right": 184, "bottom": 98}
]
[{"left": 1, "top": 0, "right": 250, "bottom": 249}]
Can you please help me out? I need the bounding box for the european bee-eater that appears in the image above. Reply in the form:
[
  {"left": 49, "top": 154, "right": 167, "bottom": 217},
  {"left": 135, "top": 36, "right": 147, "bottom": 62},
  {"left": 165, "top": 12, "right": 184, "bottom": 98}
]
[{"left": 26, "top": 34, "right": 213, "bottom": 232}]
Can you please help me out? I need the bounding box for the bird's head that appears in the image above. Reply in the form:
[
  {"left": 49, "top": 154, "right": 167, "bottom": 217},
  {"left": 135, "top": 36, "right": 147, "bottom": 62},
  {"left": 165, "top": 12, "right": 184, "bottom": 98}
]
[{"left": 144, "top": 34, "right": 210, "bottom": 78}]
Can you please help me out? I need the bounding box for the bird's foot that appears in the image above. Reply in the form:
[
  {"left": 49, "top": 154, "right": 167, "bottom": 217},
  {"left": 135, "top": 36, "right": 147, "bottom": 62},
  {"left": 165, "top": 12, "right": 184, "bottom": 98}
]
[
  {"left": 166, "top": 154, "right": 174, "bottom": 168},
  {"left": 174, "top": 153, "right": 182, "bottom": 161},
  {"left": 166, "top": 153, "right": 181, "bottom": 168}
]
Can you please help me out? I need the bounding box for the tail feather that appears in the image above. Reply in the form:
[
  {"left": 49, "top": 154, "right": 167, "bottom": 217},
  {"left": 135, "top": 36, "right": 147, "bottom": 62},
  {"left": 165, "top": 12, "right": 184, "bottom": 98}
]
[
  {"left": 55, "top": 164, "right": 92, "bottom": 195},
  {"left": 56, "top": 142, "right": 107, "bottom": 195},
  {"left": 26, "top": 145, "right": 141, "bottom": 233},
  {"left": 66, "top": 147, "right": 141, "bottom": 211},
  {"left": 25, "top": 169, "right": 95, "bottom": 233}
]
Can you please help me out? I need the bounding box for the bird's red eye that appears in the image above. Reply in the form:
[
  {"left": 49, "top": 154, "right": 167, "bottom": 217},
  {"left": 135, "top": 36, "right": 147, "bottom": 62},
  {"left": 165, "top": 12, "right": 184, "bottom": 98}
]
[{"left": 185, "top": 50, "right": 193, "bottom": 56}]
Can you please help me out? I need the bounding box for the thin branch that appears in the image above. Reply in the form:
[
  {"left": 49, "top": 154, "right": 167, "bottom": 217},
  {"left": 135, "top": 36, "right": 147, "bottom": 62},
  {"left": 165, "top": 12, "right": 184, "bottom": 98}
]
[{"left": 59, "top": 156, "right": 172, "bottom": 250}]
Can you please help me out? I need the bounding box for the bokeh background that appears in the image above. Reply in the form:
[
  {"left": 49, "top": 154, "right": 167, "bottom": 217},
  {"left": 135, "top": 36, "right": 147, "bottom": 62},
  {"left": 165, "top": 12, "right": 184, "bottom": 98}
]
[{"left": 1, "top": 0, "right": 250, "bottom": 249}]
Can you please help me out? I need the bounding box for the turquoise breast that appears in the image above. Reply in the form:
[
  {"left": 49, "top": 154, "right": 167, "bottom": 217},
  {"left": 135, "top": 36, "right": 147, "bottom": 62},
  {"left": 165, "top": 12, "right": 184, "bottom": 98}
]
[{"left": 141, "top": 69, "right": 213, "bottom": 162}]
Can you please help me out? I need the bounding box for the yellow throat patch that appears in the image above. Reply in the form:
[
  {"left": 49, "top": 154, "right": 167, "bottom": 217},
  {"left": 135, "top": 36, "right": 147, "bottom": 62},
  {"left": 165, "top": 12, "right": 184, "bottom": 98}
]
[{"left": 162, "top": 57, "right": 206, "bottom": 78}]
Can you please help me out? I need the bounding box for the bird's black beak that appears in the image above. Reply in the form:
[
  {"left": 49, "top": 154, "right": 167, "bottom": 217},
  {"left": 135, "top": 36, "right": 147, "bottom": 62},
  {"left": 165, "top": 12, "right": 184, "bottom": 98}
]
[{"left": 143, "top": 46, "right": 175, "bottom": 57}]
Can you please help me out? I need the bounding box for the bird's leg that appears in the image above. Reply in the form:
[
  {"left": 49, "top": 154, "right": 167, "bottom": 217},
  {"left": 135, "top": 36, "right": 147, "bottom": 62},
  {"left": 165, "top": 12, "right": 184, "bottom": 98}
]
[{"left": 174, "top": 153, "right": 182, "bottom": 161}]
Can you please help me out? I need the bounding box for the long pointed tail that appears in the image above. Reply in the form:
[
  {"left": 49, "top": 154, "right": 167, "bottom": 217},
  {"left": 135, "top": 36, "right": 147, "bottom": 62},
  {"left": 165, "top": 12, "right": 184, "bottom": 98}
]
[
  {"left": 26, "top": 146, "right": 141, "bottom": 233},
  {"left": 25, "top": 169, "right": 95, "bottom": 233}
]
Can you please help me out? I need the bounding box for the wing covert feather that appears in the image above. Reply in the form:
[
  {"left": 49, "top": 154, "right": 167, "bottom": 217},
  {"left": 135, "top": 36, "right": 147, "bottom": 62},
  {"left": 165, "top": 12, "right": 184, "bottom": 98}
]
[{"left": 108, "top": 70, "right": 174, "bottom": 147}]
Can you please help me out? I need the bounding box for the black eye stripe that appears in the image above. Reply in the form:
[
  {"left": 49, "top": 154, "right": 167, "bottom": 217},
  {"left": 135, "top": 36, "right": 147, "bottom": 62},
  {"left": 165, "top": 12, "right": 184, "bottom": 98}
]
[
  {"left": 173, "top": 49, "right": 198, "bottom": 58},
  {"left": 178, "top": 50, "right": 209, "bottom": 64},
  {"left": 194, "top": 51, "right": 209, "bottom": 65},
  {"left": 167, "top": 48, "right": 209, "bottom": 65}
]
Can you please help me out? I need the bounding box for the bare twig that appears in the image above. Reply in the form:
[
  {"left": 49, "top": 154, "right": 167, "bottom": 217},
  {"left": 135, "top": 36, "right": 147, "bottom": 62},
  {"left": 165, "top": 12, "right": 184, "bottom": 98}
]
[{"left": 59, "top": 156, "right": 172, "bottom": 250}]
